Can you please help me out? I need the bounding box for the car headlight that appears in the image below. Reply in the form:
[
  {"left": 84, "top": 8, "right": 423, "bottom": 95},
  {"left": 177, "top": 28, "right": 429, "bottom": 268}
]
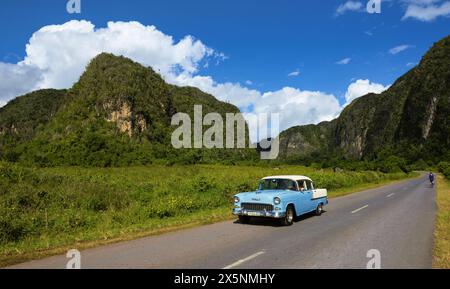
[
  {"left": 274, "top": 197, "right": 281, "bottom": 205},
  {"left": 234, "top": 196, "right": 240, "bottom": 203}
]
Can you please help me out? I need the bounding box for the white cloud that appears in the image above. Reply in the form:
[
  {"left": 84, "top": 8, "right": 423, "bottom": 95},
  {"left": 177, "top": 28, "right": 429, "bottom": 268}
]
[
  {"left": 254, "top": 88, "right": 341, "bottom": 133},
  {"left": 0, "top": 20, "right": 215, "bottom": 107},
  {"left": 288, "top": 69, "right": 300, "bottom": 77},
  {"left": 336, "top": 1, "right": 364, "bottom": 15},
  {"left": 0, "top": 100, "right": 6, "bottom": 108},
  {"left": 389, "top": 44, "right": 413, "bottom": 54},
  {"left": 168, "top": 73, "right": 342, "bottom": 141},
  {"left": 167, "top": 73, "right": 261, "bottom": 110},
  {"left": 336, "top": 58, "right": 352, "bottom": 65},
  {"left": 0, "top": 62, "right": 42, "bottom": 104},
  {"left": 0, "top": 20, "right": 386, "bottom": 142},
  {"left": 344, "top": 79, "right": 390, "bottom": 106},
  {"left": 245, "top": 80, "right": 253, "bottom": 85},
  {"left": 19, "top": 20, "right": 214, "bottom": 89},
  {"left": 402, "top": 0, "right": 450, "bottom": 21}
]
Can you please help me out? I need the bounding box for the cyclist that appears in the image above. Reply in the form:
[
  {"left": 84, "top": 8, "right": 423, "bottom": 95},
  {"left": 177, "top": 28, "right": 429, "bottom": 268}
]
[{"left": 429, "top": 172, "right": 435, "bottom": 186}]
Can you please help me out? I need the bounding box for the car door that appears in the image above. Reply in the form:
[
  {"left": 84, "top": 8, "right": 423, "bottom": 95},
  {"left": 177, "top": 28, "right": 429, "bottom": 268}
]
[
  {"left": 303, "top": 180, "right": 316, "bottom": 212},
  {"left": 295, "top": 180, "right": 313, "bottom": 215}
]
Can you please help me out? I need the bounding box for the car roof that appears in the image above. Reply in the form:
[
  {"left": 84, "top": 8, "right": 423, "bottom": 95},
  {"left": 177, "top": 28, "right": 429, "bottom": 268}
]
[{"left": 262, "top": 175, "right": 312, "bottom": 182}]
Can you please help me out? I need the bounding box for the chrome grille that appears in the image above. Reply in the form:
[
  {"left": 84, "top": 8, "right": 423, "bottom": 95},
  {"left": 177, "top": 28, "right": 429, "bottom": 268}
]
[{"left": 241, "top": 203, "right": 273, "bottom": 212}]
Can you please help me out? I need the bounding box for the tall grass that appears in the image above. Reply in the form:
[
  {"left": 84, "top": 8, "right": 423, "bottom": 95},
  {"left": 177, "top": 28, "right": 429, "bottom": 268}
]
[{"left": 0, "top": 162, "right": 411, "bottom": 264}]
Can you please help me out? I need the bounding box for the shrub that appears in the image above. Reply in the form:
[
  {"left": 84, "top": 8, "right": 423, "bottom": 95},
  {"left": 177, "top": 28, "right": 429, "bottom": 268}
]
[
  {"left": 443, "top": 168, "right": 450, "bottom": 179},
  {"left": 438, "top": 162, "right": 450, "bottom": 172},
  {"left": 0, "top": 216, "right": 28, "bottom": 244},
  {"left": 437, "top": 162, "right": 450, "bottom": 179},
  {"left": 409, "top": 159, "right": 429, "bottom": 171},
  {"left": 377, "top": 156, "right": 408, "bottom": 173}
]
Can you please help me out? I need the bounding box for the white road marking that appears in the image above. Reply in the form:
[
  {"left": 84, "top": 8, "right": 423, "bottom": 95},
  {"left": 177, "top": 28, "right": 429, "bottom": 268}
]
[
  {"left": 351, "top": 205, "right": 369, "bottom": 214},
  {"left": 386, "top": 193, "right": 395, "bottom": 198},
  {"left": 223, "top": 251, "right": 265, "bottom": 269}
]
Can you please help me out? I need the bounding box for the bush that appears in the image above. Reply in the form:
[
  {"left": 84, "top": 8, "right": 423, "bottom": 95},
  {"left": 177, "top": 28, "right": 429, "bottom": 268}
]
[
  {"left": 443, "top": 168, "right": 450, "bottom": 179},
  {"left": 438, "top": 161, "right": 450, "bottom": 172},
  {"left": 438, "top": 162, "right": 450, "bottom": 179},
  {"left": 409, "top": 159, "right": 429, "bottom": 171},
  {"left": 377, "top": 156, "right": 409, "bottom": 173},
  {"left": 0, "top": 213, "right": 28, "bottom": 244}
]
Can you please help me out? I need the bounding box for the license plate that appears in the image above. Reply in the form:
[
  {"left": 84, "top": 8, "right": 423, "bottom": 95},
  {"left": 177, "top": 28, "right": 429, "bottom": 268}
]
[{"left": 247, "top": 211, "right": 263, "bottom": 216}]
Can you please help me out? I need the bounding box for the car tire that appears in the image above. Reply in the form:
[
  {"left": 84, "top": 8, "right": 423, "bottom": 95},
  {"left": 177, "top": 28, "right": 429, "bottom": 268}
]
[
  {"left": 239, "top": 215, "right": 250, "bottom": 224},
  {"left": 281, "top": 205, "right": 295, "bottom": 226},
  {"left": 315, "top": 204, "right": 323, "bottom": 216}
]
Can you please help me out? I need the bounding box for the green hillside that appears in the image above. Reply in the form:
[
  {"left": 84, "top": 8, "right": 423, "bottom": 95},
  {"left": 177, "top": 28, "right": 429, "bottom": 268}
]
[
  {"left": 0, "top": 53, "right": 257, "bottom": 167},
  {"left": 1, "top": 35, "right": 450, "bottom": 169},
  {"left": 0, "top": 89, "right": 68, "bottom": 161},
  {"left": 280, "top": 34, "right": 450, "bottom": 168}
]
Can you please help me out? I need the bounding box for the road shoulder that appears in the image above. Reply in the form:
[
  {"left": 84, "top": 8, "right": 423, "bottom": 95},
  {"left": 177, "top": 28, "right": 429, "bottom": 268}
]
[{"left": 433, "top": 175, "right": 450, "bottom": 268}]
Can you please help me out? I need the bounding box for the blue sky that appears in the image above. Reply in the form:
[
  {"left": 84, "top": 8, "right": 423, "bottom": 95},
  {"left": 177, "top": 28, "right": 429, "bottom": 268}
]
[{"left": 1, "top": 0, "right": 449, "bottom": 136}]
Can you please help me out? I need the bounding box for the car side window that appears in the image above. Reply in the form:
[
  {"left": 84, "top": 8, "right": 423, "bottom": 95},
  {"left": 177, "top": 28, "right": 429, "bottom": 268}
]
[
  {"left": 285, "top": 180, "right": 297, "bottom": 191},
  {"left": 290, "top": 180, "right": 299, "bottom": 191},
  {"left": 305, "top": 180, "right": 313, "bottom": 191},
  {"left": 298, "top": 180, "right": 306, "bottom": 191}
]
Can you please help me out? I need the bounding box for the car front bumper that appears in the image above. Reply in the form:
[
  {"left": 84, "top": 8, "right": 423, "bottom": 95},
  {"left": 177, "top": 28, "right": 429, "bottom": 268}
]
[{"left": 233, "top": 208, "right": 286, "bottom": 218}]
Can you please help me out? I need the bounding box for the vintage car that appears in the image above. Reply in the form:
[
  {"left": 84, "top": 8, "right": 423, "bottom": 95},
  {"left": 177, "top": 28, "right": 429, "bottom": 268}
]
[{"left": 233, "top": 175, "right": 328, "bottom": 226}]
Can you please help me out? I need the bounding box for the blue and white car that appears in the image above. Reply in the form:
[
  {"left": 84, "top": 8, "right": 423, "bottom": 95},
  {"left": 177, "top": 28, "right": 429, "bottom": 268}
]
[{"left": 233, "top": 175, "right": 328, "bottom": 226}]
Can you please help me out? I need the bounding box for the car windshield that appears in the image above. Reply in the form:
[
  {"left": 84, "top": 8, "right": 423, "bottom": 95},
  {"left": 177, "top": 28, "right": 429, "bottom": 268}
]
[{"left": 258, "top": 179, "right": 297, "bottom": 191}]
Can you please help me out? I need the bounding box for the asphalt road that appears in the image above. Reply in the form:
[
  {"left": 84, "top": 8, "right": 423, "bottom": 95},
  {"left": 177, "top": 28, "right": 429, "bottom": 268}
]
[{"left": 8, "top": 175, "right": 436, "bottom": 269}]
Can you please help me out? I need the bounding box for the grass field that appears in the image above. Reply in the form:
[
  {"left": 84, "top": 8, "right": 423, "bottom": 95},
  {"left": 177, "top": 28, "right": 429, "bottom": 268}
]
[
  {"left": 0, "top": 162, "right": 415, "bottom": 266},
  {"left": 433, "top": 175, "right": 450, "bottom": 269}
]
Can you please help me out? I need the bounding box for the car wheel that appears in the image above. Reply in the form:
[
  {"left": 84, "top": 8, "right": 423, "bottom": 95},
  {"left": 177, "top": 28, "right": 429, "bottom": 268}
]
[
  {"left": 315, "top": 204, "right": 323, "bottom": 216},
  {"left": 239, "top": 215, "right": 250, "bottom": 224},
  {"left": 281, "top": 205, "right": 295, "bottom": 226}
]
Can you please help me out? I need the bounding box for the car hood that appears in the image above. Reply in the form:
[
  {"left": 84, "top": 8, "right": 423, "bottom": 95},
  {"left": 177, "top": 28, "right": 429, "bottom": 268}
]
[{"left": 237, "top": 190, "right": 291, "bottom": 204}]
